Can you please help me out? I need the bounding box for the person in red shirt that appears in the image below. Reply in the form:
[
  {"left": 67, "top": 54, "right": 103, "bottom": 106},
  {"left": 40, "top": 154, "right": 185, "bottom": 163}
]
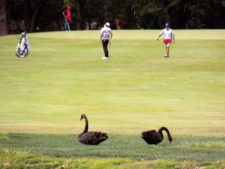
[{"left": 62, "top": 3, "right": 71, "bottom": 31}]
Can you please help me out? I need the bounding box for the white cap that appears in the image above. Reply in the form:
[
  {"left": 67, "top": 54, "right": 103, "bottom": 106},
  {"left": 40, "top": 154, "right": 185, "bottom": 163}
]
[
  {"left": 105, "top": 22, "right": 110, "bottom": 27},
  {"left": 21, "top": 32, "right": 26, "bottom": 36}
]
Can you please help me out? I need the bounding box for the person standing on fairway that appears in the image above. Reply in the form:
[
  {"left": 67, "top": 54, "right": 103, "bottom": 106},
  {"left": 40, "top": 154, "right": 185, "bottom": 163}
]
[
  {"left": 100, "top": 22, "right": 113, "bottom": 60},
  {"left": 157, "top": 23, "right": 175, "bottom": 58}
]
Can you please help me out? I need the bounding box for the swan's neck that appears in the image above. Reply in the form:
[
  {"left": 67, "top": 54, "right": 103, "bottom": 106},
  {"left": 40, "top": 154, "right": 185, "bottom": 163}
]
[
  {"left": 158, "top": 127, "right": 172, "bottom": 140},
  {"left": 83, "top": 116, "right": 88, "bottom": 133},
  {"left": 79, "top": 115, "right": 89, "bottom": 137}
]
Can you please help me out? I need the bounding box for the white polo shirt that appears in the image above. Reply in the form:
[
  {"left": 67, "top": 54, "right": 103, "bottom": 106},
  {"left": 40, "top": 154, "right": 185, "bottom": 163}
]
[
  {"left": 160, "top": 28, "right": 174, "bottom": 40},
  {"left": 100, "top": 26, "right": 112, "bottom": 40}
]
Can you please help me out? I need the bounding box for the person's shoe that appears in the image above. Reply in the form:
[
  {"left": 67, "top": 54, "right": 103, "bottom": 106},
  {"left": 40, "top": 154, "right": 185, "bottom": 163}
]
[{"left": 102, "top": 56, "right": 109, "bottom": 60}]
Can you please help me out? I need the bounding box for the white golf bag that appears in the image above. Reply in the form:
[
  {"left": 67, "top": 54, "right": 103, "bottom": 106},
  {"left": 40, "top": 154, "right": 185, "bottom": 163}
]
[{"left": 16, "top": 35, "right": 30, "bottom": 58}]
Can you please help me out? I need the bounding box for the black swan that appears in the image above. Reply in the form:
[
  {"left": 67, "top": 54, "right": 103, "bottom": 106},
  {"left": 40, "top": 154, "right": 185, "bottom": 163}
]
[
  {"left": 142, "top": 127, "right": 173, "bottom": 145},
  {"left": 78, "top": 114, "right": 108, "bottom": 145}
]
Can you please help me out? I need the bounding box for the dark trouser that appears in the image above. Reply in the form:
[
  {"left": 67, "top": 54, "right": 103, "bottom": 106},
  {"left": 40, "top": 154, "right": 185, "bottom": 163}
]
[
  {"left": 64, "top": 19, "right": 70, "bottom": 31},
  {"left": 102, "top": 39, "right": 109, "bottom": 57}
]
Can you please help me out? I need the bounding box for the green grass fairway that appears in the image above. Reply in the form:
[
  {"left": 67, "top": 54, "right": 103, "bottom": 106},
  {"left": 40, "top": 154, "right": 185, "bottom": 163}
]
[{"left": 0, "top": 30, "right": 225, "bottom": 168}]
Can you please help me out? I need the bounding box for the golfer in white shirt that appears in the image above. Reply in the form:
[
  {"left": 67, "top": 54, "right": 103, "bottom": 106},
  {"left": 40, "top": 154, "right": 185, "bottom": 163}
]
[
  {"left": 157, "top": 23, "right": 175, "bottom": 58},
  {"left": 100, "top": 22, "right": 113, "bottom": 60}
]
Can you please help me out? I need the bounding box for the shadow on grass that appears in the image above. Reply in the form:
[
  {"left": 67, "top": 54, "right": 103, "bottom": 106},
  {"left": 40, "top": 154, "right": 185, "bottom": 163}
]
[{"left": 0, "top": 133, "right": 224, "bottom": 161}]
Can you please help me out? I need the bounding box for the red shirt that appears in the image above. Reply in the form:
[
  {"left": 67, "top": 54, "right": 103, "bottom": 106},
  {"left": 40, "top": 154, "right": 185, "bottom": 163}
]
[{"left": 65, "top": 6, "right": 71, "bottom": 21}]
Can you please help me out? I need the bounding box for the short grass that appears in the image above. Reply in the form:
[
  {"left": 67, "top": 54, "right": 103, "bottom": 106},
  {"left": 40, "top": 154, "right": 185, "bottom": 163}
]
[{"left": 0, "top": 30, "right": 225, "bottom": 168}]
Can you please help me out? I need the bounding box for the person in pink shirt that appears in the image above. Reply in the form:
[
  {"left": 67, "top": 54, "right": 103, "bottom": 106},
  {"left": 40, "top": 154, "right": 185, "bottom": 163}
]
[{"left": 157, "top": 23, "right": 175, "bottom": 58}]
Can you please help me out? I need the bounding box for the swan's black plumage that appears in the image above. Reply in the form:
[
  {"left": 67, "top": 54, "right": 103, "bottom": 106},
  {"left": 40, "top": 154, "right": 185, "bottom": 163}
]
[
  {"left": 142, "top": 127, "right": 173, "bottom": 145},
  {"left": 78, "top": 114, "right": 108, "bottom": 145}
]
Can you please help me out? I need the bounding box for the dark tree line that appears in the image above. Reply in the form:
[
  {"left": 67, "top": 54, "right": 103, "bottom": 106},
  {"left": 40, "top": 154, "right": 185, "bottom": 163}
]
[
  {"left": 0, "top": 0, "right": 8, "bottom": 35},
  {"left": 4, "top": 0, "right": 63, "bottom": 33},
  {"left": 0, "top": 0, "right": 225, "bottom": 35}
]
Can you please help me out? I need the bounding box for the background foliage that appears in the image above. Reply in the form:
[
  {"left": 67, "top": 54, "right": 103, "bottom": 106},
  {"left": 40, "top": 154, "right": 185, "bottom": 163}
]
[{"left": 0, "top": 0, "right": 225, "bottom": 34}]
